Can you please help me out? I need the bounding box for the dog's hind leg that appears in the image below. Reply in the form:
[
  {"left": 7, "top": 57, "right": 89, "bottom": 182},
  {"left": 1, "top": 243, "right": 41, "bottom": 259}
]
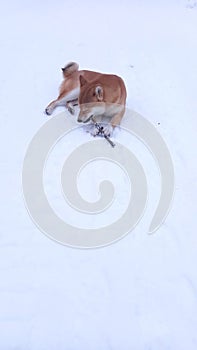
[
  {"left": 45, "top": 88, "right": 79, "bottom": 115},
  {"left": 45, "top": 99, "right": 60, "bottom": 115}
]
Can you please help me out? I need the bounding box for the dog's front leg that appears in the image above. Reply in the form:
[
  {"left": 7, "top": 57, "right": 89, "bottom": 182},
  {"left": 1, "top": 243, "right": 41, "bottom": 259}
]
[
  {"left": 103, "top": 108, "right": 125, "bottom": 136},
  {"left": 103, "top": 124, "right": 114, "bottom": 137}
]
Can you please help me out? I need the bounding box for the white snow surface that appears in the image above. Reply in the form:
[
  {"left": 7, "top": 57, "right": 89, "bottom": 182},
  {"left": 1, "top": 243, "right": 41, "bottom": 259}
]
[{"left": 0, "top": 0, "right": 197, "bottom": 349}]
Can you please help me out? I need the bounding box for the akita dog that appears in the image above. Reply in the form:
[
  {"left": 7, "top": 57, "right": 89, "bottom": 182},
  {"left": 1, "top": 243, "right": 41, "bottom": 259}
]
[{"left": 45, "top": 62, "right": 127, "bottom": 136}]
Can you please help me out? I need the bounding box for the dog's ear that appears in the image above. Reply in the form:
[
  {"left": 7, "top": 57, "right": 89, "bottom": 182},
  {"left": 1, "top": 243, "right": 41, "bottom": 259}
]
[
  {"left": 95, "top": 86, "right": 103, "bottom": 101},
  {"left": 79, "top": 75, "right": 87, "bottom": 87}
]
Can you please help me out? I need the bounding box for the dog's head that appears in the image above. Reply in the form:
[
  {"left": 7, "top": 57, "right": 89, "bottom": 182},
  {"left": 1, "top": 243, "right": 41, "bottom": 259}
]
[{"left": 77, "top": 75, "right": 105, "bottom": 123}]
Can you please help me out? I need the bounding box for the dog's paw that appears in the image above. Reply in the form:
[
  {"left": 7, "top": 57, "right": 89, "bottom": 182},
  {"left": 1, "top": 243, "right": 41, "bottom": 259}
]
[
  {"left": 45, "top": 107, "right": 53, "bottom": 115},
  {"left": 103, "top": 124, "right": 113, "bottom": 137},
  {"left": 86, "top": 124, "right": 100, "bottom": 137},
  {"left": 67, "top": 105, "right": 75, "bottom": 115},
  {"left": 91, "top": 125, "right": 100, "bottom": 137}
]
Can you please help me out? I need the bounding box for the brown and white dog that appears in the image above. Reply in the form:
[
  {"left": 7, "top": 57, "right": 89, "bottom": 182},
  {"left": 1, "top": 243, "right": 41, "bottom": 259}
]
[{"left": 45, "top": 62, "right": 127, "bottom": 136}]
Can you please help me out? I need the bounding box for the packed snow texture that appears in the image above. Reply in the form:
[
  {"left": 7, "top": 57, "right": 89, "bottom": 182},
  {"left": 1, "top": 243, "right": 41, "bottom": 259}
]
[{"left": 0, "top": 0, "right": 197, "bottom": 349}]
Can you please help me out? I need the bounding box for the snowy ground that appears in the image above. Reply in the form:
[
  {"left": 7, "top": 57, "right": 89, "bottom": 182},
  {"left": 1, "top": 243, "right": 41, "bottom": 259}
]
[{"left": 0, "top": 0, "right": 197, "bottom": 349}]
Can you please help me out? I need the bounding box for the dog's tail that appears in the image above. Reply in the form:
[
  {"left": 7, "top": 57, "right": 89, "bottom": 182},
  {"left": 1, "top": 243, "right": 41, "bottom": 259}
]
[{"left": 61, "top": 62, "right": 79, "bottom": 77}]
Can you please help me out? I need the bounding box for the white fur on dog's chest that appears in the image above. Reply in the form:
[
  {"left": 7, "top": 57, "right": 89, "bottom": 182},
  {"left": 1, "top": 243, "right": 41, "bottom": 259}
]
[{"left": 105, "top": 103, "right": 124, "bottom": 116}]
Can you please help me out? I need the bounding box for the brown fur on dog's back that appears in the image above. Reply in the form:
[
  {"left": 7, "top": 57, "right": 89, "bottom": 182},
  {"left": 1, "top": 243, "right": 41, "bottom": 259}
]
[
  {"left": 79, "top": 74, "right": 126, "bottom": 105},
  {"left": 59, "top": 69, "right": 102, "bottom": 95}
]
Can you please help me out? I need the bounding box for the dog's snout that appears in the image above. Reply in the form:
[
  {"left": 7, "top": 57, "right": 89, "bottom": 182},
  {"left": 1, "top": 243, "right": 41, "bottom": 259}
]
[{"left": 61, "top": 67, "right": 65, "bottom": 71}]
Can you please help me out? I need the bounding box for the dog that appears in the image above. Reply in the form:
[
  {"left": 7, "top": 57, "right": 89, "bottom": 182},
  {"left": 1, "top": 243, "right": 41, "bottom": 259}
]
[{"left": 45, "top": 62, "right": 127, "bottom": 136}]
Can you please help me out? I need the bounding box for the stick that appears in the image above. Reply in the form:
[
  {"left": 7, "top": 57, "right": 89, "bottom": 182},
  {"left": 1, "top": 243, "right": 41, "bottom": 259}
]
[
  {"left": 104, "top": 134, "right": 116, "bottom": 148},
  {"left": 92, "top": 119, "right": 116, "bottom": 148}
]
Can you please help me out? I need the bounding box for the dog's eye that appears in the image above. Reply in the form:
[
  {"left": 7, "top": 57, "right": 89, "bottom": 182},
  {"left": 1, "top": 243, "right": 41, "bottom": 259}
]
[{"left": 93, "top": 92, "right": 96, "bottom": 96}]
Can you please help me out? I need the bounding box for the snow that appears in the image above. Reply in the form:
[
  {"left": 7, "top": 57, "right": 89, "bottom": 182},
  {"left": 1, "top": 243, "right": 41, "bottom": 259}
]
[{"left": 0, "top": 0, "right": 197, "bottom": 349}]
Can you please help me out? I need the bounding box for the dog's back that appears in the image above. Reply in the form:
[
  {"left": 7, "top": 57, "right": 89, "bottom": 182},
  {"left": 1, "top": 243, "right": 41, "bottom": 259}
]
[{"left": 58, "top": 63, "right": 103, "bottom": 101}]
